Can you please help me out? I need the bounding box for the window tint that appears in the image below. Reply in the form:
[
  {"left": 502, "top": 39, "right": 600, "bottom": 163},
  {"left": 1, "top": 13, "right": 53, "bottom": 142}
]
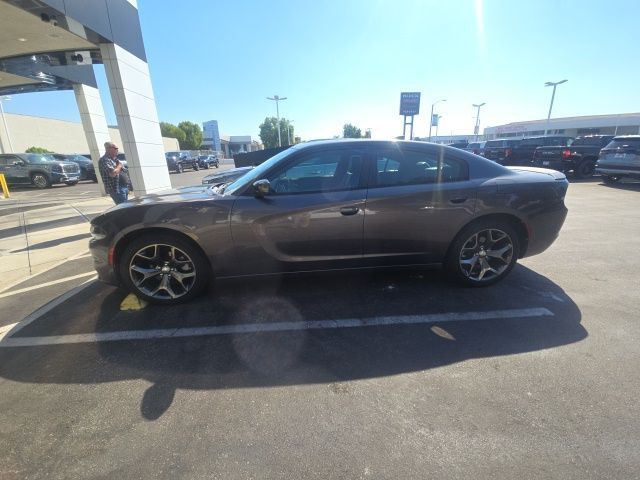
[
  {"left": 371, "top": 148, "right": 468, "bottom": 188},
  {"left": 268, "top": 148, "right": 364, "bottom": 194}
]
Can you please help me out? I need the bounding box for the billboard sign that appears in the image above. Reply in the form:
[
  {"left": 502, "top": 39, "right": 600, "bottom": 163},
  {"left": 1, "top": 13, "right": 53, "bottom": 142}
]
[
  {"left": 400, "top": 92, "right": 421, "bottom": 116},
  {"left": 431, "top": 114, "right": 439, "bottom": 127}
]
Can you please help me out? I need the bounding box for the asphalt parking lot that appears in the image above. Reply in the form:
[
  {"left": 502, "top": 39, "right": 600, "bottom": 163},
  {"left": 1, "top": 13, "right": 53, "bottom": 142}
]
[{"left": 1, "top": 177, "right": 639, "bottom": 479}]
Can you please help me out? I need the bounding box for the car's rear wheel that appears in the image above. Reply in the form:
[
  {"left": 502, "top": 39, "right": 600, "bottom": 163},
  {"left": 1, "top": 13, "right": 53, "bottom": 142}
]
[
  {"left": 119, "top": 233, "right": 210, "bottom": 305},
  {"left": 446, "top": 220, "right": 519, "bottom": 287},
  {"left": 31, "top": 173, "right": 51, "bottom": 189},
  {"left": 574, "top": 159, "right": 596, "bottom": 179}
]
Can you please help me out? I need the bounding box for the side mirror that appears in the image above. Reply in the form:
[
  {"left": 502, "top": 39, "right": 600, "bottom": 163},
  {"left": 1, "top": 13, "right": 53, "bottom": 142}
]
[
  {"left": 253, "top": 179, "right": 270, "bottom": 197},
  {"left": 13, "top": 160, "right": 25, "bottom": 166}
]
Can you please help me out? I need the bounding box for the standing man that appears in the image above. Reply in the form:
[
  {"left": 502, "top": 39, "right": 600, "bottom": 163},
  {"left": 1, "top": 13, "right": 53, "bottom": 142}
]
[{"left": 98, "top": 141, "right": 129, "bottom": 204}]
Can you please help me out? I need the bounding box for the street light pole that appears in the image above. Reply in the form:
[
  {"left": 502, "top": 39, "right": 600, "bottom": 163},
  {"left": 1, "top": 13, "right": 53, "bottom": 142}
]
[
  {"left": 267, "top": 95, "right": 287, "bottom": 147},
  {"left": 428, "top": 99, "right": 446, "bottom": 142},
  {"left": 0, "top": 96, "right": 14, "bottom": 153},
  {"left": 544, "top": 79, "right": 568, "bottom": 136},
  {"left": 472, "top": 102, "right": 486, "bottom": 141}
]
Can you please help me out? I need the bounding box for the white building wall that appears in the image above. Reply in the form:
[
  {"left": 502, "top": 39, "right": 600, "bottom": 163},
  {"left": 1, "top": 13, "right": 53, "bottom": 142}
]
[{"left": 0, "top": 112, "right": 178, "bottom": 154}]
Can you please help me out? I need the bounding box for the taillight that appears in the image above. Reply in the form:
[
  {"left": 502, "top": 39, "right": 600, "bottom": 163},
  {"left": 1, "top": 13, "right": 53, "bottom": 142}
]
[
  {"left": 561, "top": 149, "right": 571, "bottom": 159},
  {"left": 505, "top": 148, "right": 512, "bottom": 157}
]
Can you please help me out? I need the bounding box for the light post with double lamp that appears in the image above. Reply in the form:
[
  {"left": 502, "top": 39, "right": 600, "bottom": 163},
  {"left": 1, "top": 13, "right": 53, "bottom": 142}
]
[
  {"left": 473, "top": 102, "right": 486, "bottom": 141},
  {"left": 267, "top": 95, "right": 287, "bottom": 147},
  {"left": 544, "top": 79, "right": 567, "bottom": 136},
  {"left": 0, "top": 96, "right": 14, "bottom": 153},
  {"left": 428, "top": 99, "right": 446, "bottom": 142}
]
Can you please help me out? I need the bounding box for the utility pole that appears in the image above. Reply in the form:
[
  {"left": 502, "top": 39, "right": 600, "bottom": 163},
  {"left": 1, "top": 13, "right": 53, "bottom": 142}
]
[
  {"left": 544, "top": 79, "right": 567, "bottom": 136},
  {"left": 473, "top": 102, "right": 486, "bottom": 141},
  {"left": 428, "top": 99, "right": 446, "bottom": 142},
  {"left": 267, "top": 95, "right": 287, "bottom": 147}
]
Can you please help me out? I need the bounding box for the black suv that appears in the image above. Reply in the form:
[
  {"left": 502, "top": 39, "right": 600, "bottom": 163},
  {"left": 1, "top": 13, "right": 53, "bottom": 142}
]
[
  {"left": 0, "top": 153, "right": 81, "bottom": 188},
  {"left": 165, "top": 151, "right": 199, "bottom": 173},
  {"left": 483, "top": 138, "right": 522, "bottom": 164},
  {"left": 51, "top": 153, "right": 98, "bottom": 182},
  {"left": 508, "top": 135, "right": 574, "bottom": 166}
]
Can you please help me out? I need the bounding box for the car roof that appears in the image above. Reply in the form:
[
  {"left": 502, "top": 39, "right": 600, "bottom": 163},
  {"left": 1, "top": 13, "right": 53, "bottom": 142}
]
[{"left": 612, "top": 135, "right": 640, "bottom": 140}]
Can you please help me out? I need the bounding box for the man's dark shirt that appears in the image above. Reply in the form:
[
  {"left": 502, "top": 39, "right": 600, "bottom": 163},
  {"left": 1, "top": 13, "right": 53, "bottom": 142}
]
[{"left": 98, "top": 154, "right": 120, "bottom": 194}]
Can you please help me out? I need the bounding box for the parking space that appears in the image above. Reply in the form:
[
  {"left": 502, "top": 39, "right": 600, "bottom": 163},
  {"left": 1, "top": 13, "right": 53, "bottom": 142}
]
[{"left": 0, "top": 179, "right": 639, "bottom": 479}]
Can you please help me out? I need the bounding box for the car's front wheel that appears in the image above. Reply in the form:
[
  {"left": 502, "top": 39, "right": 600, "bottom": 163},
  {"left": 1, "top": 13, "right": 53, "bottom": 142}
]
[
  {"left": 119, "top": 233, "right": 210, "bottom": 304},
  {"left": 31, "top": 173, "right": 51, "bottom": 189},
  {"left": 446, "top": 220, "right": 519, "bottom": 287}
]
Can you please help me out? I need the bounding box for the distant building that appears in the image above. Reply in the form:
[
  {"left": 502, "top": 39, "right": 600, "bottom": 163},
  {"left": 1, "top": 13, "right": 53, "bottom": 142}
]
[
  {"left": 219, "top": 135, "right": 263, "bottom": 157},
  {"left": 484, "top": 113, "right": 640, "bottom": 139},
  {"left": 202, "top": 120, "right": 221, "bottom": 152}
]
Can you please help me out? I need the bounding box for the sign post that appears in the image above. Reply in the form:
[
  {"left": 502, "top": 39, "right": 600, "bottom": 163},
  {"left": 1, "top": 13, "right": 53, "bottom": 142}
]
[
  {"left": 399, "top": 92, "right": 421, "bottom": 140},
  {"left": 0, "top": 173, "right": 10, "bottom": 198}
]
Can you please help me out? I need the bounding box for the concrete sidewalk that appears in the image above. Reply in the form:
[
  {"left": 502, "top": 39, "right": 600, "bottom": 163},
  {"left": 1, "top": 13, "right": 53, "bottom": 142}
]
[{"left": 0, "top": 196, "right": 113, "bottom": 291}]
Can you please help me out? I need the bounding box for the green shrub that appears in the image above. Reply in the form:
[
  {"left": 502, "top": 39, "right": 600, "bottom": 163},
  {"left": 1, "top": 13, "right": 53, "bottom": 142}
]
[{"left": 25, "top": 146, "right": 53, "bottom": 153}]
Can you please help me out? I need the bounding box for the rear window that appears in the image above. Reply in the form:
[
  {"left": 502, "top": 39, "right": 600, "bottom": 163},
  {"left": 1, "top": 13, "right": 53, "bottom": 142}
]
[
  {"left": 603, "top": 138, "right": 640, "bottom": 150},
  {"left": 573, "top": 137, "right": 610, "bottom": 147}
]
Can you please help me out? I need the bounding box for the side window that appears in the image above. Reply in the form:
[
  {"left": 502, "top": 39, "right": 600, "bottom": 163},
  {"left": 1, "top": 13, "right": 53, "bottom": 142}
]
[
  {"left": 371, "top": 149, "right": 468, "bottom": 188},
  {"left": 268, "top": 148, "right": 364, "bottom": 194}
]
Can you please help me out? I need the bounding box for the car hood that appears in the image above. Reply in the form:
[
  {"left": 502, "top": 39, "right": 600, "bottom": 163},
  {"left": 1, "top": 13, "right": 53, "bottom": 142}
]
[{"left": 130, "top": 185, "right": 214, "bottom": 205}]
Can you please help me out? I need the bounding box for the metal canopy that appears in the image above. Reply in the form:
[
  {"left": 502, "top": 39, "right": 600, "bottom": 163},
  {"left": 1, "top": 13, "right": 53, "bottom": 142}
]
[{"left": 0, "top": 0, "right": 146, "bottom": 96}]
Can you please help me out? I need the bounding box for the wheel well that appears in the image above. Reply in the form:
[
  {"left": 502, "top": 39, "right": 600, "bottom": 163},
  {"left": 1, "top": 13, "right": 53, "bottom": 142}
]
[
  {"left": 448, "top": 214, "right": 530, "bottom": 260},
  {"left": 113, "top": 228, "right": 213, "bottom": 280}
]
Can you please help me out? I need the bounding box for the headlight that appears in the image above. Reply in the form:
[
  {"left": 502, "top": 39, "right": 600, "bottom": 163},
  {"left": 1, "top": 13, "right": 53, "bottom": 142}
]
[
  {"left": 90, "top": 224, "right": 107, "bottom": 240},
  {"left": 51, "top": 164, "right": 62, "bottom": 173}
]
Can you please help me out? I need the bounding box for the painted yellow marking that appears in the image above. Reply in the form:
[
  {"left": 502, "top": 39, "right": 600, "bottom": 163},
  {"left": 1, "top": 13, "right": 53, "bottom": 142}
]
[
  {"left": 120, "top": 293, "right": 148, "bottom": 311},
  {"left": 430, "top": 325, "right": 456, "bottom": 341},
  {"left": 0, "top": 173, "right": 10, "bottom": 198}
]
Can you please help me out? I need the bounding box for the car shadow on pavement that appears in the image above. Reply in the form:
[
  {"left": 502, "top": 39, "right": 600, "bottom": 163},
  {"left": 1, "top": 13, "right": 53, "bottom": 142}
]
[
  {"left": 0, "top": 265, "right": 586, "bottom": 421},
  {"left": 598, "top": 180, "right": 640, "bottom": 191}
]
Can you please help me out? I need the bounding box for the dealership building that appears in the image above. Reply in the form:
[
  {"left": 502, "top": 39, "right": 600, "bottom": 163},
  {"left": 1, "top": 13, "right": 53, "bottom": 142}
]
[{"left": 484, "top": 113, "right": 640, "bottom": 139}]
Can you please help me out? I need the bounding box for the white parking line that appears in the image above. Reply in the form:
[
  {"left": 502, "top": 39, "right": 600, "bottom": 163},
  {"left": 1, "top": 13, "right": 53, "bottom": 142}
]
[
  {"left": 0, "top": 307, "right": 553, "bottom": 348},
  {"left": 0, "top": 272, "right": 96, "bottom": 299}
]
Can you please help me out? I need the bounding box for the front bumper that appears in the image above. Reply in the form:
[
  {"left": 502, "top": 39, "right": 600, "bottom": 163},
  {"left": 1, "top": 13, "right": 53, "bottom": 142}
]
[{"left": 51, "top": 172, "right": 80, "bottom": 183}]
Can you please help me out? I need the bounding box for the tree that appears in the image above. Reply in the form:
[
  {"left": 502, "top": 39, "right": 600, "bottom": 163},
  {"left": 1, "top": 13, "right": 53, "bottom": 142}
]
[
  {"left": 343, "top": 123, "right": 363, "bottom": 138},
  {"left": 25, "top": 146, "right": 52, "bottom": 153},
  {"left": 160, "top": 122, "right": 186, "bottom": 148},
  {"left": 177, "top": 121, "right": 203, "bottom": 150},
  {"left": 259, "top": 117, "right": 294, "bottom": 149}
]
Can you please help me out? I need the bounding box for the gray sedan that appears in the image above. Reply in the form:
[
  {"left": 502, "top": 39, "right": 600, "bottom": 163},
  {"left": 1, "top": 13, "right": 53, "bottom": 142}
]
[{"left": 89, "top": 139, "right": 569, "bottom": 304}]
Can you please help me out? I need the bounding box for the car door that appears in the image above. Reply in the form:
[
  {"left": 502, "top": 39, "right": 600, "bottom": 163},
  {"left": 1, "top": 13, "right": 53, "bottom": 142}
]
[
  {"left": 0, "top": 155, "right": 29, "bottom": 184},
  {"left": 362, "top": 144, "right": 477, "bottom": 265},
  {"left": 229, "top": 146, "right": 368, "bottom": 274}
]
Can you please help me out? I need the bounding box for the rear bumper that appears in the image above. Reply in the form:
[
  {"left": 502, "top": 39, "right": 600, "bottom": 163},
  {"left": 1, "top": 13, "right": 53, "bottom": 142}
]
[
  {"left": 596, "top": 167, "right": 640, "bottom": 178},
  {"left": 523, "top": 204, "right": 568, "bottom": 258}
]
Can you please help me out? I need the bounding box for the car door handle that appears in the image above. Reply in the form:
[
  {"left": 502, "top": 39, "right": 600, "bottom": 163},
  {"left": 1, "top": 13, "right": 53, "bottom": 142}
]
[
  {"left": 450, "top": 197, "right": 467, "bottom": 204},
  {"left": 340, "top": 206, "right": 360, "bottom": 216}
]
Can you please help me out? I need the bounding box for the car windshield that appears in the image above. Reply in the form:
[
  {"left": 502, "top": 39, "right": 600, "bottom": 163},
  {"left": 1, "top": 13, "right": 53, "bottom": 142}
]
[
  {"left": 25, "top": 154, "right": 55, "bottom": 163},
  {"left": 224, "top": 146, "right": 298, "bottom": 194}
]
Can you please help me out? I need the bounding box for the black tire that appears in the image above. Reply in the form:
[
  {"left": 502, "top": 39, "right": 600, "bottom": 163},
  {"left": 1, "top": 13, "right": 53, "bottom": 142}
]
[
  {"left": 574, "top": 159, "right": 596, "bottom": 179},
  {"left": 602, "top": 174, "right": 621, "bottom": 184},
  {"left": 176, "top": 164, "right": 183, "bottom": 174},
  {"left": 119, "top": 233, "right": 210, "bottom": 305},
  {"left": 65, "top": 181, "right": 79, "bottom": 186},
  {"left": 445, "top": 219, "right": 520, "bottom": 287},
  {"left": 204, "top": 163, "right": 210, "bottom": 169},
  {"left": 31, "top": 173, "right": 51, "bottom": 189},
  {"left": 193, "top": 163, "right": 199, "bottom": 171},
  {"left": 215, "top": 163, "right": 219, "bottom": 168}
]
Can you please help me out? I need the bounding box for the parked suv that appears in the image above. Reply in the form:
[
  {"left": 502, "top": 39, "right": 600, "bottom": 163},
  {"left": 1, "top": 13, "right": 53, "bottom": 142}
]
[
  {"left": 0, "top": 153, "right": 81, "bottom": 188},
  {"left": 509, "top": 135, "right": 574, "bottom": 166},
  {"left": 197, "top": 154, "right": 219, "bottom": 169},
  {"left": 596, "top": 136, "right": 640, "bottom": 183},
  {"left": 483, "top": 138, "right": 522, "bottom": 164},
  {"left": 165, "top": 151, "right": 199, "bottom": 173},
  {"left": 532, "top": 135, "right": 614, "bottom": 178},
  {"left": 51, "top": 153, "right": 98, "bottom": 182}
]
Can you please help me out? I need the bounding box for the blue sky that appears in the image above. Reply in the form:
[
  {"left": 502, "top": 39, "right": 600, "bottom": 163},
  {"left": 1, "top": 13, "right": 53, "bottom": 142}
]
[{"left": 3, "top": 0, "right": 640, "bottom": 140}]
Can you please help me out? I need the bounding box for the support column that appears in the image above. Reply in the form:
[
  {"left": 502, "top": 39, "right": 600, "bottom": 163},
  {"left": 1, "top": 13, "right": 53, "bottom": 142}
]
[
  {"left": 73, "top": 84, "right": 110, "bottom": 194},
  {"left": 100, "top": 42, "right": 171, "bottom": 195}
]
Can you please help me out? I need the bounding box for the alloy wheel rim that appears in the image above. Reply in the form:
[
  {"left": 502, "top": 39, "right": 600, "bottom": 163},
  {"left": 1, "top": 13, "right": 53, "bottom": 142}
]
[
  {"left": 459, "top": 228, "right": 513, "bottom": 282},
  {"left": 129, "top": 243, "right": 197, "bottom": 300},
  {"left": 33, "top": 175, "right": 47, "bottom": 188}
]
